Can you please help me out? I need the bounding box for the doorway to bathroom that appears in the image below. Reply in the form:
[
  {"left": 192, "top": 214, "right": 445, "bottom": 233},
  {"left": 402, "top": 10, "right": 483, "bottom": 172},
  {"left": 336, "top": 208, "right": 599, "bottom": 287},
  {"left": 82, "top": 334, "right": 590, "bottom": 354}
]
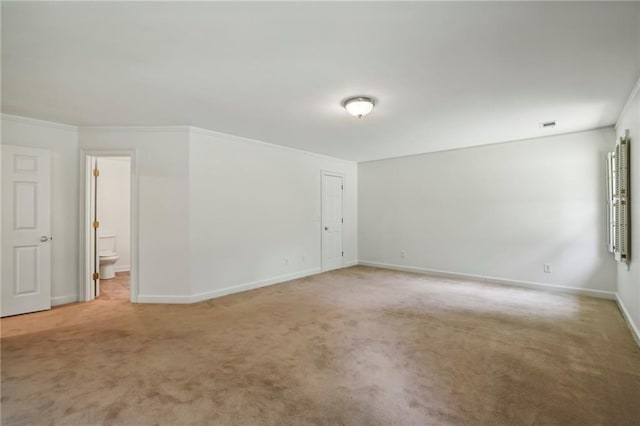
[{"left": 81, "top": 152, "right": 137, "bottom": 303}]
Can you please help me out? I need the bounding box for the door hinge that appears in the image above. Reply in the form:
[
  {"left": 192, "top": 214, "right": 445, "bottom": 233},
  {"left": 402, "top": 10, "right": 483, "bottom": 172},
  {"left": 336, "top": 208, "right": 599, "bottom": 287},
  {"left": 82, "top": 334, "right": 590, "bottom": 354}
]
[
  {"left": 92, "top": 220, "right": 100, "bottom": 229},
  {"left": 93, "top": 168, "right": 100, "bottom": 177},
  {"left": 341, "top": 185, "right": 343, "bottom": 190},
  {"left": 92, "top": 272, "right": 100, "bottom": 280},
  {"left": 342, "top": 251, "right": 344, "bottom": 256},
  {"left": 341, "top": 218, "right": 344, "bottom": 223}
]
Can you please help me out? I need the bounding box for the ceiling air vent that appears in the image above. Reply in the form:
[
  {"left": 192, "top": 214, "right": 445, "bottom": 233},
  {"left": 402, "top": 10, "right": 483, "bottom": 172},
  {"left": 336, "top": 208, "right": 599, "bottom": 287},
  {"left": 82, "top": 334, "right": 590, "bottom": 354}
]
[{"left": 539, "top": 120, "right": 556, "bottom": 129}]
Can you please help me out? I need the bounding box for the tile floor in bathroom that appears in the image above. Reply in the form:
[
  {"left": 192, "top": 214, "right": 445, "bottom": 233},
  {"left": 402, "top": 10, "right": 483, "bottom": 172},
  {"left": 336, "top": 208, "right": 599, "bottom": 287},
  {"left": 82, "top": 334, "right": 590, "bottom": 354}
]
[{"left": 98, "top": 271, "right": 130, "bottom": 301}]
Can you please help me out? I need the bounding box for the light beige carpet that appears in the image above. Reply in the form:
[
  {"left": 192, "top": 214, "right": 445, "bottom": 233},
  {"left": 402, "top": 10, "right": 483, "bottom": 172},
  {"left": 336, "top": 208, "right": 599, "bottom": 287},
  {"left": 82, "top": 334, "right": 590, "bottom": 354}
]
[{"left": 1, "top": 266, "right": 639, "bottom": 425}]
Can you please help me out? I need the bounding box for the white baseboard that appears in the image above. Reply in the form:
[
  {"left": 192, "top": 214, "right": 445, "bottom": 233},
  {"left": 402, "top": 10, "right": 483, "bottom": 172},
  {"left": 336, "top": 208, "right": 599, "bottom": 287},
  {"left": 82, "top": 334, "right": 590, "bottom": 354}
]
[
  {"left": 51, "top": 294, "right": 78, "bottom": 306},
  {"left": 343, "top": 260, "right": 358, "bottom": 268},
  {"left": 137, "top": 267, "right": 322, "bottom": 304},
  {"left": 189, "top": 267, "right": 322, "bottom": 303},
  {"left": 358, "top": 261, "right": 616, "bottom": 300},
  {"left": 136, "top": 294, "right": 191, "bottom": 304},
  {"left": 616, "top": 293, "right": 640, "bottom": 348},
  {"left": 114, "top": 265, "right": 130, "bottom": 273}
]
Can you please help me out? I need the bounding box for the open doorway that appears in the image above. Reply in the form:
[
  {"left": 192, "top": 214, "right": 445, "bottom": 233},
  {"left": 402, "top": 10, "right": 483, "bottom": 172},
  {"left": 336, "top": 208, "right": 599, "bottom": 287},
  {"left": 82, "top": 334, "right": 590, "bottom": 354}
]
[{"left": 82, "top": 152, "right": 137, "bottom": 303}]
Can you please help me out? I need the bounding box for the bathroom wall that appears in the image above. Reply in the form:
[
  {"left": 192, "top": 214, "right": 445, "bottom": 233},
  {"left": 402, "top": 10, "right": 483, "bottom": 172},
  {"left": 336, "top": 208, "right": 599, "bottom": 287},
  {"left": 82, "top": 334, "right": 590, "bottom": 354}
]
[{"left": 97, "top": 157, "right": 131, "bottom": 272}]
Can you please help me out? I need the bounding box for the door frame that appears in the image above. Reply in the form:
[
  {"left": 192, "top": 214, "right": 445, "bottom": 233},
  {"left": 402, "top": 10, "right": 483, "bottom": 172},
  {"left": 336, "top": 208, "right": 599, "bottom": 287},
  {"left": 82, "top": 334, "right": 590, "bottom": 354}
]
[
  {"left": 320, "top": 170, "right": 344, "bottom": 272},
  {"left": 79, "top": 149, "right": 139, "bottom": 303}
]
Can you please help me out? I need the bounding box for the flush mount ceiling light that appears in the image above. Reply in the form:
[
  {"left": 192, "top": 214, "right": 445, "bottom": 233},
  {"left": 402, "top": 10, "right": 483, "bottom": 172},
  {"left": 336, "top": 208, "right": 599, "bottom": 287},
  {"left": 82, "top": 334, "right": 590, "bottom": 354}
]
[{"left": 343, "top": 96, "right": 376, "bottom": 119}]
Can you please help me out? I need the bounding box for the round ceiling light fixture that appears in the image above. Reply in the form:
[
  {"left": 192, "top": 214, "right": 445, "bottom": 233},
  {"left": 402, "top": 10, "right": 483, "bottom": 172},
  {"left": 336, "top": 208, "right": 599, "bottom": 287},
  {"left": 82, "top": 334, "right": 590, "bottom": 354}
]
[{"left": 342, "top": 96, "right": 375, "bottom": 119}]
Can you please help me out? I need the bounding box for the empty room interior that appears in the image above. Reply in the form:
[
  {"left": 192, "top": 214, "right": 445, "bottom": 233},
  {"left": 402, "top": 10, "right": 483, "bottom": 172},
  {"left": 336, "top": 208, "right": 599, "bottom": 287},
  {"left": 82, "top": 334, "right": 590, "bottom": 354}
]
[{"left": 2, "top": 1, "right": 640, "bottom": 425}]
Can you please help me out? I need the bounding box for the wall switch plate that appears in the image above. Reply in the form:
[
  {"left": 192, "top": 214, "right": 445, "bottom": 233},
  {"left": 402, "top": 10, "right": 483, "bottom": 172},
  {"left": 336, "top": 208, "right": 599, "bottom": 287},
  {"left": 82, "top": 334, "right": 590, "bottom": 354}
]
[{"left": 543, "top": 264, "right": 552, "bottom": 273}]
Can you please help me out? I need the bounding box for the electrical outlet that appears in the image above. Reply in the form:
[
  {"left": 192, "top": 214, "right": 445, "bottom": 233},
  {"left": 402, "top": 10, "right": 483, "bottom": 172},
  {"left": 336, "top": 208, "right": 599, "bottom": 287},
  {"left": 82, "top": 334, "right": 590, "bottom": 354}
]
[
  {"left": 401, "top": 250, "right": 406, "bottom": 258},
  {"left": 543, "top": 264, "right": 552, "bottom": 273},
  {"left": 301, "top": 255, "right": 306, "bottom": 264}
]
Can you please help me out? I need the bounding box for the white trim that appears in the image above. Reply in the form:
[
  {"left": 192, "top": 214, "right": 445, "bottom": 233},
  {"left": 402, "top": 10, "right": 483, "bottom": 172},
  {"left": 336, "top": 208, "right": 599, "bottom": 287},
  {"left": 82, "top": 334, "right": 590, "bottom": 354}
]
[
  {"left": 343, "top": 260, "right": 358, "bottom": 268},
  {"left": 81, "top": 125, "right": 356, "bottom": 163},
  {"left": 81, "top": 126, "right": 356, "bottom": 164},
  {"left": 80, "top": 126, "right": 188, "bottom": 134},
  {"left": 138, "top": 267, "right": 322, "bottom": 304},
  {"left": 1, "top": 113, "right": 77, "bottom": 131},
  {"left": 2, "top": 114, "right": 617, "bottom": 165},
  {"left": 616, "top": 293, "right": 640, "bottom": 348},
  {"left": 136, "top": 295, "right": 190, "bottom": 304},
  {"left": 102, "top": 157, "right": 130, "bottom": 163},
  {"left": 358, "top": 261, "right": 616, "bottom": 300},
  {"left": 616, "top": 74, "right": 640, "bottom": 130},
  {"left": 358, "top": 126, "right": 615, "bottom": 164},
  {"left": 51, "top": 295, "right": 78, "bottom": 307},
  {"left": 79, "top": 150, "right": 139, "bottom": 303},
  {"left": 189, "top": 127, "right": 355, "bottom": 164}
]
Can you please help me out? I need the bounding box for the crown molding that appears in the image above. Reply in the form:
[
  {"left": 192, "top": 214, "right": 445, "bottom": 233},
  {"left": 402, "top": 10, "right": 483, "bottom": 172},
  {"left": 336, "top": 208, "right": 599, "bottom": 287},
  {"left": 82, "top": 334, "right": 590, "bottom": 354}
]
[
  {"left": 80, "top": 126, "right": 189, "bottom": 133},
  {"left": 189, "top": 126, "right": 355, "bottom": 164},
  {"left": 1, "top": 113, "right": 78, "bottom": 132},
  {"left": 359, "top": 126, "right": 615, "bottom": 164},
  {"left": 1, "top": 113, "right": 355, "bottom": 163}
]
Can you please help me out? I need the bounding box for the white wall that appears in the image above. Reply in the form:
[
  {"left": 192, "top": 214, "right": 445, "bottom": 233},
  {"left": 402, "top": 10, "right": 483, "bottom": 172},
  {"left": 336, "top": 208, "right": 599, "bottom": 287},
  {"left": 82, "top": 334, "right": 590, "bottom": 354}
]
[
  {"left": 188, "top": 128, "right": 357, "bottom": 301},
  {"left": 79, "top": 126, "right": 358, "bottom": 303},
  {"left": 1, "top": 115, "right": 80, "bottom": 305},
  {"left": 5, "top": 113, "right": 625, "bottom": 317},
  {"left": 79, "top": 128, "right": 191, "bottom": 300},
  {"left": 359, "top": 128, "right": 617, "bottom": 297},
  {"left": 2, "top": 120, "right": 357, "bottom": 305},
  {"left": 97, "top": 157, "right": 131, "bottom": 271},
  {"left": 616, "top": 77, "right": 640, "bottom": 343}
]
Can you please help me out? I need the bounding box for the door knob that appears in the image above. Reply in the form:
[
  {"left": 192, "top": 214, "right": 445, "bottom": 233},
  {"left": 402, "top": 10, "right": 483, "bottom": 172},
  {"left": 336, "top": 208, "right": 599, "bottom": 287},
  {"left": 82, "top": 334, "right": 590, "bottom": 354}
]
[
  {"left": 324, "top": 227, "right": 329, "bottom": 231},
  {"left": 40, "top": 236, "right": 49, "bottom": 242}
]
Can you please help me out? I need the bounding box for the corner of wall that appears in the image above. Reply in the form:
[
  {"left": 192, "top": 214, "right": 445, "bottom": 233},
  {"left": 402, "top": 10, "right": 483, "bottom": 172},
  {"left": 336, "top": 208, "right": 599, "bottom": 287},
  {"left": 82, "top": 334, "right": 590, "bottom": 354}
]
[
  {"left": 614, "top": 72, "right": 640, "bottom": 347},
  {"left": 616, "top": 293, "right": 640, "bottom": 347}
]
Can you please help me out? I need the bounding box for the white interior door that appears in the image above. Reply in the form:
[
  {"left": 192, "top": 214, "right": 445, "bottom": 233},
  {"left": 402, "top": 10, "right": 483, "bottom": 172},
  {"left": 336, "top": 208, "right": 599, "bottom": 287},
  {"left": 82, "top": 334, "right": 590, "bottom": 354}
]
[
  {"left": 1, "top": 145, "right": 52, "bottom": 317},
  {"left": 321, "top": 173, "right": 343, "bottom": 272}
]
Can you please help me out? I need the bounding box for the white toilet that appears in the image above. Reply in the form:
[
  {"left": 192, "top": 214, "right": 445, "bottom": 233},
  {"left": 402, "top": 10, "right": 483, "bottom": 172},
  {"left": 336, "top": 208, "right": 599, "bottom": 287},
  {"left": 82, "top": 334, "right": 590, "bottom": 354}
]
[{"left": 98, "top": 234, "right": 119, "bottom": 280}]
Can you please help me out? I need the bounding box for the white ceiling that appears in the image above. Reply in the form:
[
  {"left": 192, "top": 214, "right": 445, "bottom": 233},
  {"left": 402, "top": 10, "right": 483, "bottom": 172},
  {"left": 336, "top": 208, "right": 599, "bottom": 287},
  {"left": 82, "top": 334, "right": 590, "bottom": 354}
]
[{"left": 2, "top": 2, "right": 639, "bottom": 162}]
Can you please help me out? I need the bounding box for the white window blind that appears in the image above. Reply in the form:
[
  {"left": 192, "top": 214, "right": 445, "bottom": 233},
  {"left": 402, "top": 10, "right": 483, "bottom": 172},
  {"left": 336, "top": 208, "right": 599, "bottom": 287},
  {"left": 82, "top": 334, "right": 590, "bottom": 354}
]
[{"left": 607, "top": 136, "right": 630, "bottom": 263}]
